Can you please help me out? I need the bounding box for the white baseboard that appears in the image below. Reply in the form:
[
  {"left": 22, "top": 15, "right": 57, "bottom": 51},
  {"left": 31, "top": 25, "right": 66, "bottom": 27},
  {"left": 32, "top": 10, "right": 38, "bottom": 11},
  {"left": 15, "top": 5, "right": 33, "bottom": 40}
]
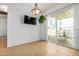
[{"left": 7, "top": 39, "right": 40, "bottom": 48}]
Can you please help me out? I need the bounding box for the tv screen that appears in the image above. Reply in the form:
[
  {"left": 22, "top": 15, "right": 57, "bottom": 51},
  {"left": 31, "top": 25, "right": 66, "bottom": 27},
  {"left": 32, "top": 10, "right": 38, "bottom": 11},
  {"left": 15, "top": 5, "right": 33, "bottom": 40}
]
[
  {"left": 24, "top": 15, "right": 29, "bottom": 24},
  {"left": 24, "top": 15, "right": 37, "bottom": 25},
  {"left": 29, "top": 17, "right": 37, "bottom": 25}
]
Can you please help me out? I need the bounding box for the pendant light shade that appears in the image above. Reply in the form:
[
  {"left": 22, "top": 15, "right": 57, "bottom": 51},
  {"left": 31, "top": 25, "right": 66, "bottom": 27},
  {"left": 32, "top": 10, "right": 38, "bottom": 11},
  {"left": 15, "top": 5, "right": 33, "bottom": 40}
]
[{"left": 32, "top": 3, "right": 41, "bottom": 15}]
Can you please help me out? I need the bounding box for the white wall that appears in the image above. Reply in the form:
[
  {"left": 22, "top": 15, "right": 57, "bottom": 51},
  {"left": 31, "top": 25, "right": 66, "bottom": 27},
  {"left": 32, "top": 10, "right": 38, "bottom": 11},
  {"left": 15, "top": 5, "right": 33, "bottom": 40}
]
[
  {"left": 0, "top": 15, "right": 7, "bottom": 37},
  {"left": 40, "top": 20, "right": 47, "bottom": 40},
  {"left": 7, "top": 4, "right": 40, "bottom": 47}
]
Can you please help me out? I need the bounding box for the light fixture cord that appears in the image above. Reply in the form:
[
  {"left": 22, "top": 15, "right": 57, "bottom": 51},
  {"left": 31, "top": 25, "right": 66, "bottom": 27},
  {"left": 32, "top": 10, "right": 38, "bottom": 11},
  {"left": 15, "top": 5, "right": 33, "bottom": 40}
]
[{"left": 35, "top": 3, "right": 37, "bottom": 7}]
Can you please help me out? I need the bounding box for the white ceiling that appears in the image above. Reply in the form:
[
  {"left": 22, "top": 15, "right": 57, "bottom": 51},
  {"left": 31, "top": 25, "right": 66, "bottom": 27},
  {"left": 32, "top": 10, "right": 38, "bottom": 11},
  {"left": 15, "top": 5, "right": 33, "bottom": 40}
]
[
  {"left": 31, "top": 3, "right": 59, "bottom": 13},
  {"left": 0, "top": 3, "right": 71, "bottom": 14},
  {"left": 0, "top": 5, "right": 8, "bottom": 12},
  {"left": 0, "top": 3, "right": 60, "bottom": 12}
]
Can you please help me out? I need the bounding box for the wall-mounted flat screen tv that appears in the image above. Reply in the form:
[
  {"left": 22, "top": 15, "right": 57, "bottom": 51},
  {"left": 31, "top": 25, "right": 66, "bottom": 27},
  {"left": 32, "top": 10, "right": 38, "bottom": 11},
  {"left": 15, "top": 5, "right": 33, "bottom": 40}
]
[{"left": 24, "top": 15, "right": 37, "bottom": 25}]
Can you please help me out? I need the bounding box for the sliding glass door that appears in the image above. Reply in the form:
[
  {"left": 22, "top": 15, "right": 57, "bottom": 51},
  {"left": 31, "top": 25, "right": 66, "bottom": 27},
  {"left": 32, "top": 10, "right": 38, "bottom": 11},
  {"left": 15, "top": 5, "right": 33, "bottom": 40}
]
[
  {"left": 48, "top": 16, "right": 57, "bottom": 43},
  {"left": 47, "top": 8, "right": 76, "bottom": 49}
]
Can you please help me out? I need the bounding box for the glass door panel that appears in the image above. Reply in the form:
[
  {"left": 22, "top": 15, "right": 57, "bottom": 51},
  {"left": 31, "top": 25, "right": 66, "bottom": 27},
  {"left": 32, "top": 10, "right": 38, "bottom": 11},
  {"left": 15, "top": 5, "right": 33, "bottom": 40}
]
[
  {"left": 48, "top": 17, "right": 57, "bottom": 43},
  {"left": 47, "top": 9, "right": 76, "bottom": 49},
  {"left": 56, "top": 9, "right": 75, "bottom": 48}
]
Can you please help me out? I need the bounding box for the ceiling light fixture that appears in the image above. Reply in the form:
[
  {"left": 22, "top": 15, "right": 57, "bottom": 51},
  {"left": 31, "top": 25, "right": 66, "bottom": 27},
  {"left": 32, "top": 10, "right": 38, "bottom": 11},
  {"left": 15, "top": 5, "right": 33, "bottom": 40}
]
[{"left": 32, "top": 3, "right": 41, "bottom": 15}]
